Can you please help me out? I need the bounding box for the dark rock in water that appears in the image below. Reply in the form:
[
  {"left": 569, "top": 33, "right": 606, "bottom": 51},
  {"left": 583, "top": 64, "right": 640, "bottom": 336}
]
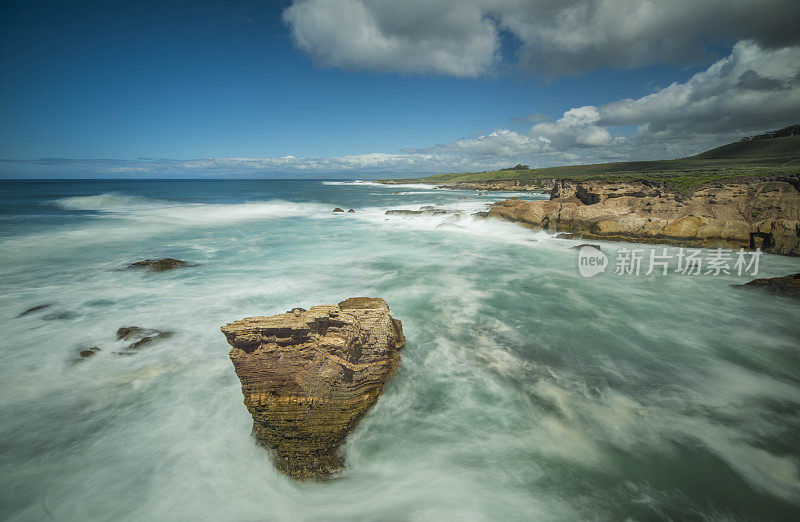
[
  {"left": 127, "top": 258, "right": 188, "bottom": 272},
  {"left": 734, "top": 273, "right": 800, "bottom": 298},
  {"left": 74, "top": 346, "right": 101, "bottom": 362},
  {"left": 221, "top": 297, "right": 404, "bottom": 480},
  {"left": 347, "top": 208, "right": 355, "bottom": 213},
  {"left": 79, "top": 347, "right": 100, "bottom": 358},
  {"left": 571, "top": 244, "right": 603, "bottom": 251},
  {"left": 286, "top": 307, "right": 307, "bottom": 314},
  {"left": 333, "top": 208, "right": 344, "bottom": 213},
  {"left": 17, "top": 304, "right": 53, "bottom": 317},
  {"left": 116, "top": 326, "right": 174, "bottom": 351},
  {"left": 43, "top": 310, "right": 80, "bottom": 320},
  {"left": 385, "top": 209, "right": 423, "bottom": 215}
]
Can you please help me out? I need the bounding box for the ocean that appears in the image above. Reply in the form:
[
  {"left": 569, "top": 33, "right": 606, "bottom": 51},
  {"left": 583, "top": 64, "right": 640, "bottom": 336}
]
[{"left": 1, "top": 179, "right": 799, "bottom": 521}]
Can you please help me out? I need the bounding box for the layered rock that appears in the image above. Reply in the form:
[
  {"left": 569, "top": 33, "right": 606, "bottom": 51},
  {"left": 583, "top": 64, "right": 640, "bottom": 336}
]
[
  {"left": 486, "top": 176, "right": 800, "bottom": 256},
  {"left": 221, "top": 297, "right": 405, "bottom": 480}
]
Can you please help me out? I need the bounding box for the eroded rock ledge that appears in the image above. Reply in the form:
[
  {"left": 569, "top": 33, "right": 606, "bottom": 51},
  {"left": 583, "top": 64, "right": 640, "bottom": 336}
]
[
  {"left": 221, "top": 297, "right": 405, "bottom": 480},
  {"left": 485, "top": 177, "right": 800, "bottom": 256}
]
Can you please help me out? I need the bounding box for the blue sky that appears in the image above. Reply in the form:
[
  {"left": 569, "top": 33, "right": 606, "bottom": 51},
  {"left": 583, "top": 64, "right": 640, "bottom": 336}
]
[{"left": 1, "top": 0, "right": 799, "bottom": 178}]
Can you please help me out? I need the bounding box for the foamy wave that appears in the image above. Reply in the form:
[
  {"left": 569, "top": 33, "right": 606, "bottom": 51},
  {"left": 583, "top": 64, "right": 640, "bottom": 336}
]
[
  {"left": 53, "top": 193, "right": 174, "bottom": 210},
  {"left": 322, "top": 180, "right": 439, "bottom": 189}
]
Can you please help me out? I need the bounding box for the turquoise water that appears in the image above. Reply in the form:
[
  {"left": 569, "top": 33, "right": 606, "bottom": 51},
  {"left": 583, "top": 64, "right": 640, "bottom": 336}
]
[{"left": 1, "top": 179, "right": 799, "bottom": 521}]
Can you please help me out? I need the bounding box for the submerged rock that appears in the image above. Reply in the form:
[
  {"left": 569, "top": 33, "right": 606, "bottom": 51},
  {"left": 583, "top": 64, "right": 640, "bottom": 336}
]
[
  {"left": 116, "top": 326, "right": 174, "bottom": 351},
  {"left": 17, "top": 304, "right": 53, "bottom": 317},
  {"left": 221, "top": 297, "right": 405, "bottom": 480},
  {"left": 72, "top": 346, "right": 101, "bottom": 364},
  {"left": 385, "top": 209, "right": 423, "bottom": 215},
  {"left": 734, "top": 273, "right": 800, "bottom": 298},
  {"left": 127, "top": 258, "right": 188, "bottom": 272}
]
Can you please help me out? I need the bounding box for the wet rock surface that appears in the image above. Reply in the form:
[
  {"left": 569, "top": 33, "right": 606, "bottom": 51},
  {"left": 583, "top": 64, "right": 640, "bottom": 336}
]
[
  {"left": 127, "top": 258, "right": 189, "bottom": 272},
  {"left": 221, "top": 297, "right": 405, "bottom": 480},
  {"left": 734, "top": 273, "right": 800, "bottom": 297},
  {"left": 17, "top": 304, "right": 53, "bottom": 317},
  {"left": 115, "top": 326, "right": 174, "bottom": 352}
]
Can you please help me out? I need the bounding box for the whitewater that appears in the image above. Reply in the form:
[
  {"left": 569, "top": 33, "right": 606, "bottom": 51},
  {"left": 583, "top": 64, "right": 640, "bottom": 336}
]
[{"left": 1, "top": 179, "right": 799, "bottom": 521}]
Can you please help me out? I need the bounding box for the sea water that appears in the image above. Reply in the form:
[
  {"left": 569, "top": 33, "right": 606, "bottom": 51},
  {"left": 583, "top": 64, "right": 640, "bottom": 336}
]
[{"left": 1, "top": 179, "right": 799, "bottom": 521}]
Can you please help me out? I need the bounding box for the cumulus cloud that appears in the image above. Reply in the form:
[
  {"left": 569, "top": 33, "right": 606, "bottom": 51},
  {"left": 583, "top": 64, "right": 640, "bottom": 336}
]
[
  {"left": 282, "top": 0, "right": 498, "bottom": 77},
  {"left": 283, "top": 0, "right": 800, "bottom": 77}
]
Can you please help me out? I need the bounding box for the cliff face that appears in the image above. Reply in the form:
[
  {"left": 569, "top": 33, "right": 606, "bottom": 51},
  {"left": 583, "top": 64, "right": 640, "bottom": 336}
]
[
  {"left": 221, "top": 297, "right": 404, "bottom": 480},
  {"left": 486, "top": 177, "right": 800, "bottom": 256}
]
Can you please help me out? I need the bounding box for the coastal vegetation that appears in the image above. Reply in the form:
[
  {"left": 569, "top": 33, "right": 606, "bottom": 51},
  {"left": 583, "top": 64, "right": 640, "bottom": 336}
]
[{"left": 386, "top": 132, "right": 800, "bottom": 193}]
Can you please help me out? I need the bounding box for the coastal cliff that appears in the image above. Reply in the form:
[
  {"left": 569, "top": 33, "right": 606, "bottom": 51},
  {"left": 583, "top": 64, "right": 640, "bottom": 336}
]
[
  {"left": 221, "top": 297, "right": 404, "bottom": 480},
  {"left": 485, "top": 176, "right": 800, "bottom": 256}
]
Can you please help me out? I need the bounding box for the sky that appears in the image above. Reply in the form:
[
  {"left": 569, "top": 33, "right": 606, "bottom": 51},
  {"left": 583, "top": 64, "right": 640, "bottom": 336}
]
[{"left": 1, "top": 0, "right": 799, "bottom": 178}]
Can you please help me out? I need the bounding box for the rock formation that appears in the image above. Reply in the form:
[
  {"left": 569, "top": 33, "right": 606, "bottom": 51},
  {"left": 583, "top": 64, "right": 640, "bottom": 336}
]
[
  {"left": 115, "top": 326, "right": 173, "bottom": 352},
  {"left": 127, "top": 258, "right": 188, "bottom": 271},
  {"left": 221, "top": 297, "right": 404, "bottom": 480},
  {"left": 332, "top": 207, "right": 344, "bottom": 213},
  {"left": 735, "top": 273, "right": 800, "bottom": 297},
  {"left": 485, "top": 176, "right": 800, "bottom": 256},
  {"left": 17, "top": 304, "right": 53, "bottom": 317}
]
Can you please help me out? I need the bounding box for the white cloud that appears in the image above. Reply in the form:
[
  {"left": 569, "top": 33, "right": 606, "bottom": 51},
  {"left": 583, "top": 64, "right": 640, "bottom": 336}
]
[
  {"left": 283, "top": 0, "right": 498, "bottom": 77},
  {"left": 283, "top": 0, "right": 800, "bottom": 77}
]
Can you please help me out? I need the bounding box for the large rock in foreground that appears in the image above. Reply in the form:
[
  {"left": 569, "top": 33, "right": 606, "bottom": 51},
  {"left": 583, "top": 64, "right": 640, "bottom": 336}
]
[{"left": 221, "top": 297, "right": 404, "bottom": 480}]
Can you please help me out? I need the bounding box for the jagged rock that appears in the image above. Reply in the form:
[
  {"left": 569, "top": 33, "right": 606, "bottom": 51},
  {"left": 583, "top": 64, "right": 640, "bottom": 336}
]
[
  {"left": 734, "top": 273, "right": 800, "bottom": 298},
  {"left": 333, "top": 208, "right": 344, "bottom": 213},
  {"left": 487, "top": 177, "right": 800, "bottom": 256},
  {"left": 17, "top": 304, "right": 52, "bottom": 317},
  {"left": 221, "top": 297, "right": 405, "bottom": 480},
  {"left": 115, "top": 326, "right": 174, "bottom": 351},
  {"left": 127, "top": 258, "right": 188, "bottom": 272}
]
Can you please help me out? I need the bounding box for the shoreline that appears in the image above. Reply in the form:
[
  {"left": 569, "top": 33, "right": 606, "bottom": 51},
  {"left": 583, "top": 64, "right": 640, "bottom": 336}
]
[{"left": 480, "top": 175, "right": 800, "bottom": 257}]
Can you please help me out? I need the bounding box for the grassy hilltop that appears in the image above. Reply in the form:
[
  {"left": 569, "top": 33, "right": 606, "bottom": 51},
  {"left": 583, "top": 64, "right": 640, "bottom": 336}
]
[{"left": 385, "top": 134, "right": 800, "bottom": 192}]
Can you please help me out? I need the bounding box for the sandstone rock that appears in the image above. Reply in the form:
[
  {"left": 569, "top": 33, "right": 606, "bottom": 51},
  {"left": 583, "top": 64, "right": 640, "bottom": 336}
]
[
  {"left": 221, "top": 297, "right": 405, "bottom": 480},
  {"left": 127, "top": 258, "right": 188, "bottom": 272},
  {"left": 333, "top": 208, "right": 344, "bottom": 213},
  {"left": 486, "top": 176, "right": 800, "bottom": 256},
  {"left": 734, "top": 273, "right": 800, "bottom": 298}
]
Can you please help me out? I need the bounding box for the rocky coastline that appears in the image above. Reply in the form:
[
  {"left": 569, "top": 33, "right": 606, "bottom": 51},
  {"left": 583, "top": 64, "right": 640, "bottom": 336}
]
[{"left": 483, "top": 175, "right": 800, "bottom": 256}]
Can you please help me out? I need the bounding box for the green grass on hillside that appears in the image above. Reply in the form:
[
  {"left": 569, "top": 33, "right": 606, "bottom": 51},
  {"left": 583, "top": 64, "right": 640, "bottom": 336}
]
[{"left": 386, "top": 135, "right": 800, "bottom": 192}]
